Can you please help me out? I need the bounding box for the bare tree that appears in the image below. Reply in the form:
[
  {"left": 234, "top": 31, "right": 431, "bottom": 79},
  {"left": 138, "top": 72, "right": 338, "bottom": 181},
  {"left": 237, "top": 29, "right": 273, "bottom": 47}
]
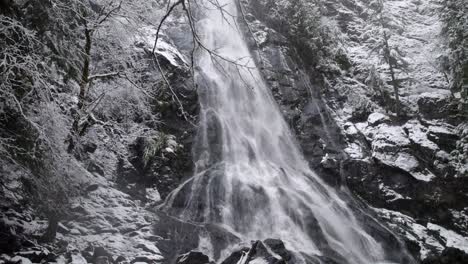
[
  {"left": 64, "top": 0, "right": 123, "bottom": 151},
  {"left": 150, "top": 0, "right": 256, "bottom": 124}
]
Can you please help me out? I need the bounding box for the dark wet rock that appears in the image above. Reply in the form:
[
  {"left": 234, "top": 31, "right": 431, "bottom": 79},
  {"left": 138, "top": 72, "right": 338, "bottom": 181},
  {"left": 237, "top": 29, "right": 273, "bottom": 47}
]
[
  {"left": 417, "top": 91, "right": 457, "bottom": 119},
  {"left": 87, "top": 161, "right": 105, "bottom": 176},
  {"left": 95, "top": 256, "right": 110, "bottom": 264},
  {"left": 85, "top": 184, "right": 100, "bottom": 193},
  {"left": 253, "top": 241, "right": 286, "bottom": 264},
  {"left": 83, "top": 142, "right": 98, "bottom": 153},
  {"left": 92, "top": 247, "right": 113, "bottom": 263},
  {"left": 176, "top": 251, "right": 210, "bottom": 264},
  {"left": 427, "top": 126, "right": 459, "bottom": 151},
  {"left": 221, "top": 247, "right": 250, "bottom": 264},
  {"left": 81, "top": 245, "right": 94, "bottom": 262},
  {"left": 114, "top": 256, "right": 127, "bottom": 263},
  {"left": 154, "top": 212, "right": 240, "bottom": 263},
  {"left": 221, "top": 240, "right": 290, "bottom": 264},
  {"left": 0, "top": 218, "right": 22, "bottom": 253},
  {"left": 263, "top": 239, "right": 291, "bottom": 261},
  {"left": 422, "top": 247, "right": 468, "bottom": 264}
]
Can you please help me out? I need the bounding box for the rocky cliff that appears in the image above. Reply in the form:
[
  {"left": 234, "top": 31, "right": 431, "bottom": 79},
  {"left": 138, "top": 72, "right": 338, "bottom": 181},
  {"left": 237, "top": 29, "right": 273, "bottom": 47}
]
[{"left": 240, "top": 0, "right": 468, "bottom": 261}]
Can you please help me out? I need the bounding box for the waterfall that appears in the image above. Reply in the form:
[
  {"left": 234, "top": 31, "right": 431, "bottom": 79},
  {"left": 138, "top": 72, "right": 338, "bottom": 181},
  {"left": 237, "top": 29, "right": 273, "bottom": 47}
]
[{"left": 162, "top": 1, "right": 408, "bottom": 263}]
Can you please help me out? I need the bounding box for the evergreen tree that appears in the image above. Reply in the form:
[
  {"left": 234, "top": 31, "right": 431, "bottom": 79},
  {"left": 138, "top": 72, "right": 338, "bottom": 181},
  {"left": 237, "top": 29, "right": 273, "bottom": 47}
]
[{"left": 440, "top": 0, "right": 468, "bottom": 114}]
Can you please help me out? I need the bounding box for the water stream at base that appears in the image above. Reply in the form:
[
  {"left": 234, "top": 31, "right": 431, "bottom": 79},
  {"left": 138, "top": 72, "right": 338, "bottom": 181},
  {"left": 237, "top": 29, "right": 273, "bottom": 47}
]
[{"left": 162, "top": 1, "right": 410, "bottom": 263}]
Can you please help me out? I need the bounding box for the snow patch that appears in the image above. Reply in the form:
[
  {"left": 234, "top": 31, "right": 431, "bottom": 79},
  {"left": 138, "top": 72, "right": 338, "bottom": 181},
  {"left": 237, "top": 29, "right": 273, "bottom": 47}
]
[
  {"left": 378, "top": 183, "right": 409, "bottom": 202},
  {"left": 367, "top": 113, "right": 390, "bottom": 126},
  {"left": 404, "top": 120, "right": 439, "bottom": 152},
  {"left": 344, "top": 143, "right": 366, "bottom": 159},
  {"left": 427, "top": 223, "right": 468, "bottom": 253},
  {"left": 373, "top": 207, "right": 444, "bottom": 259}
]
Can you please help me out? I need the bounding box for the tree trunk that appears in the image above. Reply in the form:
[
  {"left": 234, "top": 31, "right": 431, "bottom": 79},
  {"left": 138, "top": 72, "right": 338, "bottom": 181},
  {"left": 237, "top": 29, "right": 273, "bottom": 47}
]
[
  {"left": 68, "top": 23, "right": 93, "bottom": 152},
  {"left": 383, "top": 31, "right": 401, "bottom": 117},
  {"left": 41, "top": 213, "right": 59, "bottom": 243},
  {"left": 77, "top": 23, "right": 92, "bottom": 110}
]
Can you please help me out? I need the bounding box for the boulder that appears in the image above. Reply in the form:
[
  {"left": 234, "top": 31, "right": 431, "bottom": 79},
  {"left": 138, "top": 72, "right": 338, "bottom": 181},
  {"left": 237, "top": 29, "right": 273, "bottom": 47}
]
[
  {"left": 94, "top": 256, "right": 110, "bottom": 264},
  {"left": 367, "top": 113, "right": 390, "bottom": 126},
  {"left": 176, "top": 251, "right": 210, "bottom": 264},
  {"left": 263, "top": 239, "right": 291, "bottom": 261},
  {"left": 422, "top": 247, "right": 468, "bottom": 264},
  {"left": 417, "top": 91, "right": 455, "bottom": 119},
  {"left": 114, "top": 256, "right": 127, "bottom": 263},
  {"left": 83, "top": 142, "right": 98, "bottom": 153},
  {"left": 427, "top": 125, "right": 458, "bottom": 151},
  {"left": 221, "top": 240, "right": 289, "bottom": 264},
  {"left": 70, "top": 253, "right": 88, "bottom": 264},
  {"left": 9, "top": 256, "right": 33, "bottom": 264},
  {"left": 221, "top": 247, "right": 250, "bottom": 264},
  {"left": 92, "top": 247, "right": 113, "bottom": 263},
  {"left": 85, "top": 184, "right": 100, "bottom": 193}
]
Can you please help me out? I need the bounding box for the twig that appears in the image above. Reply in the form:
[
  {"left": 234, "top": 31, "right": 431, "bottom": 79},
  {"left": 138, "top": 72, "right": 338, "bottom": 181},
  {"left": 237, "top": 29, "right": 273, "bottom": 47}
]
[{"left": 88, "top": 71, "right": 120, "bottom": 81}]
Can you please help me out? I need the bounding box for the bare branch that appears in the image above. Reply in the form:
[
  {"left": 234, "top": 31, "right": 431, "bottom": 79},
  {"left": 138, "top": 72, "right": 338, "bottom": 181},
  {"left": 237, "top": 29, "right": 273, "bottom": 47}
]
[{"left": 88, "top": 71, "right": 120, "bottom": 81}]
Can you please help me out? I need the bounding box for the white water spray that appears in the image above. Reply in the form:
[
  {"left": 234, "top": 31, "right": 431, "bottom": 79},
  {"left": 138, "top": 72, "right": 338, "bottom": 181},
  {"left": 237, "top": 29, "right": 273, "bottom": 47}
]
[{"left": 163, "top": 1, "right": 404, "bottom": 263}]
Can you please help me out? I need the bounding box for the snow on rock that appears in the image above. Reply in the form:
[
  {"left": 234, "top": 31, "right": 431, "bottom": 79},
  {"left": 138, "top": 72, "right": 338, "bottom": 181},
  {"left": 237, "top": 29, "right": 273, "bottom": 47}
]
[
  {"left": 416, "top": 90, "right": 454, "bottom": 119},
  {"left": 145, "top": 187, "right": 162, "bottom": 204},
  {"left": 343, "top": 122, "right": 359, "bottom": 135},
  {"left": 378, "top": 183, "right": 409, "bottom": 202},
  {"left": 9, "top": 256, "right": 33, "bottom": 264},
  {"left": 428, "top": 124, "right": 456, "bottom": 138},
  {"left": 134, "top": 26, "right": 189, "bottom": 68},
  {"left": 374, "top": 208, "right": 444, "bottom": 259},
  {"left": 360, "top": 122, "right": 437, "bottom": 181},
  {"left": 418, "top": 90, "right": 452, "bottom": 102},
  {"left": 320, "top": 153, "right": 338, "bottom": 169},
  {"left": 344, "top": 143, "right": 366, "bottom": 159},
  {"left": 70, "top": 253, "right": 87, "bottom": 264},
  {"left": 373, "top": 151, "right": 435, "bottom": 181},
  {"left": 404, "top": 120, "right": 439, "bottom": 152},
  {"left": 427, "top": 223, "right": 468, "bottom": 254},
  {"left": 367, "top": 112, "right": 390, "bottom": 126},
  {"left": 410, "top": 170, "right": 436, "bottom": 182},
  {"left": 369, "top": 124, "right": 411, "bottom": 150},
  {"left": 376, "top": 207, "right": 468, "bottom": 259},
  {"left": 54, "top": 182, "right": 164, "bottom": 262}
]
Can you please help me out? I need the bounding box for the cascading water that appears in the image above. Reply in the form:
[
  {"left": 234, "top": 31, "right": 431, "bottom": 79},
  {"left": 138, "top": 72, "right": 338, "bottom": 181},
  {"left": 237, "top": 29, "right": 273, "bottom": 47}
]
[{"left": 162, "top": 0, "right": 410, "bottom": 263}]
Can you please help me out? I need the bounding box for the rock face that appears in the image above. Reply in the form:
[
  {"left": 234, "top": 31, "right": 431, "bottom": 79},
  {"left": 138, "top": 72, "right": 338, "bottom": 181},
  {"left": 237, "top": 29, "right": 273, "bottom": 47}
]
[
  {"left": 0, "top": 1, "right": 197, "bottom": 263},
  {"left": 422, "top": 248, "right": 468, "bottom": 264},
  {"left": 240, "top": 0, "right": 468, "bottom": 261}
]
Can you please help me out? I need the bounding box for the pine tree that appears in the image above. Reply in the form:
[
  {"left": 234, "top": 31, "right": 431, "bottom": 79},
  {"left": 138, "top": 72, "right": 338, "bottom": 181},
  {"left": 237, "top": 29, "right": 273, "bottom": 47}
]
[{"left": 440, "top": 0, "right": 468, "bottom": 114}]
